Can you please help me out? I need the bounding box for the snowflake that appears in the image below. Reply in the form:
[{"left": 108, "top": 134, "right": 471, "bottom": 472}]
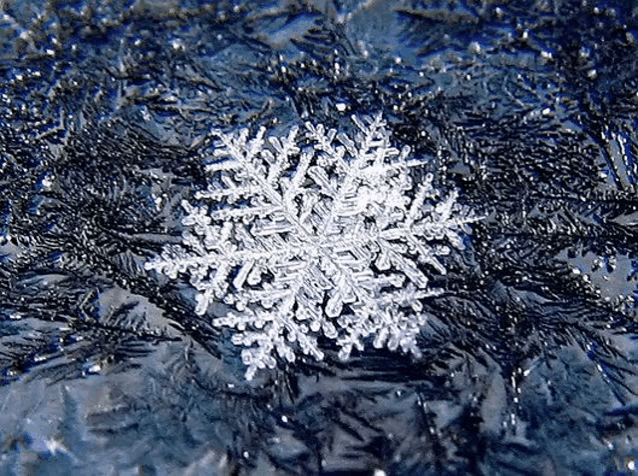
[{"left": 146, "top": 113, "right": 481, "bottom": 380}]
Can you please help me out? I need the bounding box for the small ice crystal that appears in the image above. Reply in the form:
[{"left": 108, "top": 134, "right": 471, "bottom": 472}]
[{"left": 146, "top": 113, "right": 481, "bottom": 380}]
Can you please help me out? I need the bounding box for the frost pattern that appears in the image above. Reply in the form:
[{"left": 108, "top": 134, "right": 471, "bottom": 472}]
[{"left": 146, "top": 114, "right": 481, "bottom": 380}]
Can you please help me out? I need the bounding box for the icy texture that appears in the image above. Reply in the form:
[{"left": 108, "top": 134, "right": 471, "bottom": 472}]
[
  {"left": 146, "top": 113, "right": 480, "bottom": 379},
  {"left": 3, "top": 0, "right": 638, "bottom": 474}
]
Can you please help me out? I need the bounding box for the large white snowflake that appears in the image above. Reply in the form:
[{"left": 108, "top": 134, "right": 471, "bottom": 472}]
[{"left": 146, "top": 113, "right": 480, "bottom": 380}]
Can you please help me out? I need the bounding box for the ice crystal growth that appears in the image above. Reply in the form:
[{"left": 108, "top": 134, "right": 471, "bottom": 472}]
[{"left": 146, "top": 113, "right": 481, "bottom": 380}]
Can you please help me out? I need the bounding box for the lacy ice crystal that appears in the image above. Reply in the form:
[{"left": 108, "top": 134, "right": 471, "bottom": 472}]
[{"left": 146, "top": 114, "right": 480, "bottom": 380}]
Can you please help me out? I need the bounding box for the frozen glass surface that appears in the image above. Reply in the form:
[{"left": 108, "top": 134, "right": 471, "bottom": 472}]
[{"left": 1, "top": 1, "right": 638, "bottom": 474}]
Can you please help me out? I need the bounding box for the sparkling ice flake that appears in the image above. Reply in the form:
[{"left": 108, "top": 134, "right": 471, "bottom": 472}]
[{"left": 146, "top": 113, "right": 481, "bottom": 380}]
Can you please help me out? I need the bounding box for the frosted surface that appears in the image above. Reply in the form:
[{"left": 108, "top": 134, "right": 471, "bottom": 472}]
[{"left": 1, "top": 1, "right": 638, "bottom": 474}]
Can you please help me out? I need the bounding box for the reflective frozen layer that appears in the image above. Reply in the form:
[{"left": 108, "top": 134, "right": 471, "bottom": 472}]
[{"left": 1, "top": 0, "right": 638, "bottom": 474}]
